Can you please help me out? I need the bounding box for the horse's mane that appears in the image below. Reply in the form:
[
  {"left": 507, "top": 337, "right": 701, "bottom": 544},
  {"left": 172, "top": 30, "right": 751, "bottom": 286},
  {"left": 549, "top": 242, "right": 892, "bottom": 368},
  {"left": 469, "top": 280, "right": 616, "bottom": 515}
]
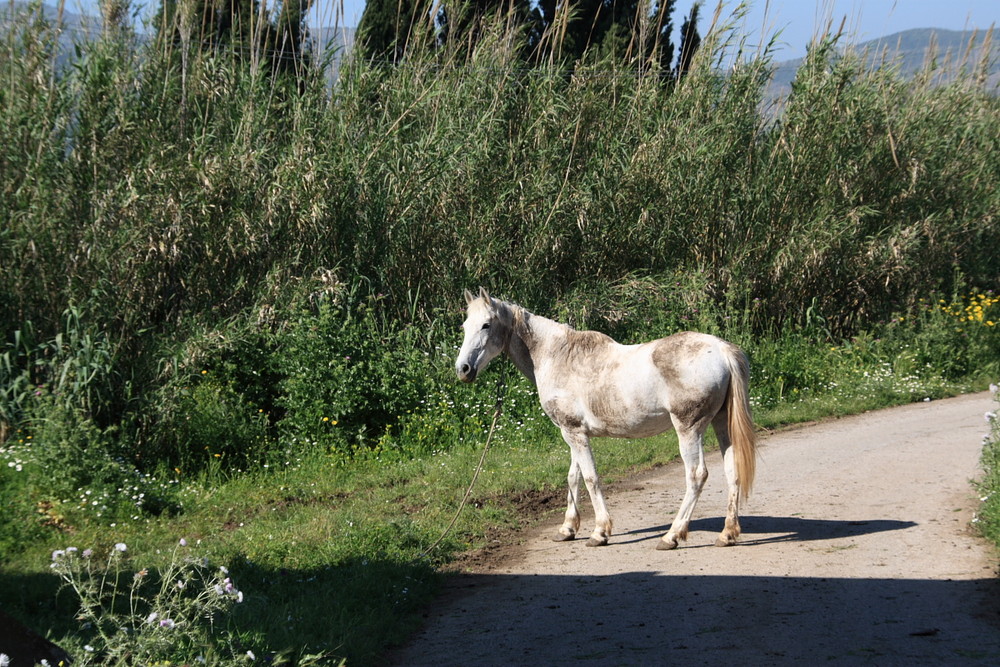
[
  {"left": 495, "top": 298, "right": 616, "bottom": 365},
  {"left": 492, "top": 298, "right": 529, "bottom": 335}
]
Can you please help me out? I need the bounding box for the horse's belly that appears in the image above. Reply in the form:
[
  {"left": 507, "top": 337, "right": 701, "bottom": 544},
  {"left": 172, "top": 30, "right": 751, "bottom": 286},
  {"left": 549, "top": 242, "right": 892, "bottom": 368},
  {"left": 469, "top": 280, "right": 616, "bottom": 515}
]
[
  {"left": 590, "top": 408, "right": 674, "bottom": 439},
  {"left": 575, "top": 382, "right": 672, "bottom": 437}
]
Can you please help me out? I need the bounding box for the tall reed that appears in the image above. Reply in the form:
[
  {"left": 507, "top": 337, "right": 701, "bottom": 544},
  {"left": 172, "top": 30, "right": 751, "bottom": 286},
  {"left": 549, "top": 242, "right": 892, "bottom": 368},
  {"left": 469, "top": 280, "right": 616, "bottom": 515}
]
[{"left": 1, "top": 4, "right": 997, "bottom": 461}]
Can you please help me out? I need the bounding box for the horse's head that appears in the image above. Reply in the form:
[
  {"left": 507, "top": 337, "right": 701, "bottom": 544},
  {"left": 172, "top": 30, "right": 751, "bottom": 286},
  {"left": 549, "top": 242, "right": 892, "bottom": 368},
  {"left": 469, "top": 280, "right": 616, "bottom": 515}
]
[{"left": 456, "top": 287, "right": 508, "bottom": 383}]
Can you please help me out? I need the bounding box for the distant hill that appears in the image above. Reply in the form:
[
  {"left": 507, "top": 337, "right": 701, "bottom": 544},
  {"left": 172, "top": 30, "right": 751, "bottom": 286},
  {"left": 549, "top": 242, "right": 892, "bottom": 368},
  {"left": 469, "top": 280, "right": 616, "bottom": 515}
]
[
  {"left": 765, "top": 28, "right": 1000, "bottom": 103},
  {"left": 1, "top": 0, "right": 94, "bottom": 32},
  {"left": 1, "top": 0, "right": 100, "bottom": 65}
]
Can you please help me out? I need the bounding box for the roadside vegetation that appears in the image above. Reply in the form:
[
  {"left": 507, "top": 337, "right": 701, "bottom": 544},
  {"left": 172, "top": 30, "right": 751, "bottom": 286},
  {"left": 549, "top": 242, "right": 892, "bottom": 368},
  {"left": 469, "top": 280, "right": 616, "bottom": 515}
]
[
  {"left": 1, "top": 2, "right": 998, "bottom": 665},
  {"left": 977, "top": 385, "right": 1000, "bottom": 549}
]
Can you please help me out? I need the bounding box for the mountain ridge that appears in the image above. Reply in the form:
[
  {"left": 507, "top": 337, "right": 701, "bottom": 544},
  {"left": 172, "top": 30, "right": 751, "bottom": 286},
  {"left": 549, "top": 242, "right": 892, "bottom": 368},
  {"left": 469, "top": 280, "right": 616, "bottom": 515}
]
[{"left": 765, "top": 27, "right": 1000, "bottom": 100}]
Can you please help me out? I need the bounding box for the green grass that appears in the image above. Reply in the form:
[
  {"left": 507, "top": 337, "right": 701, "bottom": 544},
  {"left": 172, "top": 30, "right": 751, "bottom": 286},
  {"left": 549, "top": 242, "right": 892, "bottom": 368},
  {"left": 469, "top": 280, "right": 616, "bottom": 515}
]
[{"left": 1, "top": 350, "right": 991, "bottom": 665}]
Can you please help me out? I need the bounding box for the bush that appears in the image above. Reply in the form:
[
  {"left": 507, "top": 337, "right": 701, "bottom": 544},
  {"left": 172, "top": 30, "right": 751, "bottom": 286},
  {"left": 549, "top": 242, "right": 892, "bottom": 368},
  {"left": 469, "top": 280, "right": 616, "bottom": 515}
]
[
  {"left": 277, "top": 290, "right": 448, "bottom": 458},
  {"left": 161, "top": 375, "right": 273, "bottom": 475},
  {"left": 975, "top": 384, "right": 1000, "bottom": 546}
]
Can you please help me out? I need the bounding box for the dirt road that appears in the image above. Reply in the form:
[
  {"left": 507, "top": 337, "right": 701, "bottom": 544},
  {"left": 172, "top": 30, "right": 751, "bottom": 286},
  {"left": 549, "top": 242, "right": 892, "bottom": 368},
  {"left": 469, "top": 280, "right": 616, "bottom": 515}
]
[{"left": 389, "top": 392, "right": 1000, "bottom": 665}]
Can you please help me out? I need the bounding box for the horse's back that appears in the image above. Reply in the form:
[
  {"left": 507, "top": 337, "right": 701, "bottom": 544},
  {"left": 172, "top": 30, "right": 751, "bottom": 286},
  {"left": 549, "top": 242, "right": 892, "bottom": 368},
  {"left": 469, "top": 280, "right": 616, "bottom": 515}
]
[{"left": 646, "top": 331, "right": 737, "bottom": 425}]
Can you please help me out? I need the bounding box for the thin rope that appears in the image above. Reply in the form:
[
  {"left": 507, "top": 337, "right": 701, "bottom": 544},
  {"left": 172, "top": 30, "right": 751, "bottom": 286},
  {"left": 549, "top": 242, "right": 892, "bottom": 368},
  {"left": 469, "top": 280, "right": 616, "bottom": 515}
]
[{"left": 418, "top": 362, "right": 507, "bottom": 560}]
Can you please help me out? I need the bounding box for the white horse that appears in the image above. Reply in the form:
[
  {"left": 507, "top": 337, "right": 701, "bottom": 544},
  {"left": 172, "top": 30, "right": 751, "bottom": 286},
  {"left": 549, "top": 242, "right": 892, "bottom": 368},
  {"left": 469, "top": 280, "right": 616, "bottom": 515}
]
[{"left": 455, "top": 288, "right": 757, "bottom": 549}]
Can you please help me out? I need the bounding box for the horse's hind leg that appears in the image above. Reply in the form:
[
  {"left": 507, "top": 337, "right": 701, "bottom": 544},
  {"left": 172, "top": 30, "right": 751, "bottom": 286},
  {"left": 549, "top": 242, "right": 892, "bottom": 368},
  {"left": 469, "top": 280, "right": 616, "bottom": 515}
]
[
  {"left": 657, "top": 425, "right": 708, "bottom": 550},
  {"left": 712, "top": 410, "right": 742, "bottom": 547}
]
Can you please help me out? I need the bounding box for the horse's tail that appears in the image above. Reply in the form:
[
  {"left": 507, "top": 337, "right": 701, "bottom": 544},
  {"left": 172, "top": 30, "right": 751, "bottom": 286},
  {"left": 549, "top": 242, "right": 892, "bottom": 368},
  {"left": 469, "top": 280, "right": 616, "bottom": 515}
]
[{"left": 723, "top": 344, "right": 757, "bottom": 500}]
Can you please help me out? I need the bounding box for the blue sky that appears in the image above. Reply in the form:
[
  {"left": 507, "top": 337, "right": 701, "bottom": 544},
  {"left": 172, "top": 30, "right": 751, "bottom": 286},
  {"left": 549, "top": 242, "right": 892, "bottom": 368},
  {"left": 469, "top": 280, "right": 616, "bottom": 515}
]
[{"left": 66, "top": 0, "right": 999, "bottom": 60}]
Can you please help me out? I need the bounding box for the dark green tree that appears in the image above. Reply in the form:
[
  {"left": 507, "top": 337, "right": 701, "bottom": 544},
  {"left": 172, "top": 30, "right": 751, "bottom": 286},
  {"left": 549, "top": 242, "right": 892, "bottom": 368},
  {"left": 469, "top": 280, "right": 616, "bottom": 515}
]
[
  {"left": 154, "top": 0, "right": 313, "bottom": 77},
  {"left": 358, "top": 0, "right": 436, "bottom": 62},
  {"left": 648, "top": 0, "right": 676, "bottom": 72},
  {"left": 270, "top": 0, "right": 314, "bottom": 77},
  {"left": 675, "top": 1, "right": 701, "bottom": 78},
  {"left": 436, "top": 0, "right": 534, "bottom": 55},
  {"left": 527, "top": 0, "right": 677, "bottom": 70},
  {"left": 354, "top": 0, "right": 694, "bottom": 73}
]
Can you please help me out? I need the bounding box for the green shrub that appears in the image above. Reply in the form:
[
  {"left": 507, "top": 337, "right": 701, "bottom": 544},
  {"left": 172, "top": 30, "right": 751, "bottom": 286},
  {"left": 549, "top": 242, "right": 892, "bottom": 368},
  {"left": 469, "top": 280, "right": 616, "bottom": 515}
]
[
  {"left": 276, "top": 290, "right": 449, "bottom": 458},
  {"left": 169, "top": 377, "right": 273, "bottom": 474},
  {"left": 975, "top": 384, "right": 1000, "bottom": 547}
]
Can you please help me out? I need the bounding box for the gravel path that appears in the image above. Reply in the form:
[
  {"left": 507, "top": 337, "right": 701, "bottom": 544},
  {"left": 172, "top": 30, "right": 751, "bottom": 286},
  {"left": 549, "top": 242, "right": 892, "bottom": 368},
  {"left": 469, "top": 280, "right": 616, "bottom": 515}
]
[{"left": 389, "top": 392, "right": 1000, "bottom": 666}]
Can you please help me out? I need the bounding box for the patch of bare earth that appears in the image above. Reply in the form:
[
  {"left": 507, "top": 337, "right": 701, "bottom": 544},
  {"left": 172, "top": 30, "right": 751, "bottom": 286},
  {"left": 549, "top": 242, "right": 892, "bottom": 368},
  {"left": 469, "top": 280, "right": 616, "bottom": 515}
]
[{"left": 389, "top": 392, "right": 1000, "bottom": 666}]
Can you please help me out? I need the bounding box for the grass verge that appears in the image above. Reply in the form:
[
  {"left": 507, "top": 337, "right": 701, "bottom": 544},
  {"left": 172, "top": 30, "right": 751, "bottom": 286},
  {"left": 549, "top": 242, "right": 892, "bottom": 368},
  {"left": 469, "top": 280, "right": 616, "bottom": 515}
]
[{"left": 0, "top": 368, "right": 992, "bottom": 665}]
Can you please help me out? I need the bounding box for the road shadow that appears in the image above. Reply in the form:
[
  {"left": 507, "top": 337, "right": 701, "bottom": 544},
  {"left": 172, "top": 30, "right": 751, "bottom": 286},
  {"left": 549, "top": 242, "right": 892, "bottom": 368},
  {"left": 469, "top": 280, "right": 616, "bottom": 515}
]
[
  {"left": 390, "top": 571, "right": 1000, "bottom": 666},
  {"left": 614, "top": 515, "right": 917, "bottom": 546}
]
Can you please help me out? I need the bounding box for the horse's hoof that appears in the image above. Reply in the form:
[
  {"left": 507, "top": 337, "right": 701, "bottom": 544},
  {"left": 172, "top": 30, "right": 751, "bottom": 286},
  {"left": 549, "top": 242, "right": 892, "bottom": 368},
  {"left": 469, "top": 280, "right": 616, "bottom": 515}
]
[
  {"left": 553, "top": 532, "right": 575, "bottom": 542},
  {"left": 714, "top": 536, "right": 737, "bottom": 547},
  {"left": 585, "top": 536, "right": 608, "bottom": 547},
  {"left": 656, "top": 539, "right": 678, "bottom": 551}
]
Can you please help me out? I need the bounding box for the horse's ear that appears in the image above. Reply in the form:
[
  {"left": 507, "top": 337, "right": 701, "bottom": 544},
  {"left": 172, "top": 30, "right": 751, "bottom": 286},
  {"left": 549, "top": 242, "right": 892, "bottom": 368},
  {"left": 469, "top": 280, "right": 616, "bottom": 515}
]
[
  {"left": 464, "top": 289, "right": 476, "bottom": 305},
  {"left": 478, "top": 286, "right": 491, "bottom": 303}
]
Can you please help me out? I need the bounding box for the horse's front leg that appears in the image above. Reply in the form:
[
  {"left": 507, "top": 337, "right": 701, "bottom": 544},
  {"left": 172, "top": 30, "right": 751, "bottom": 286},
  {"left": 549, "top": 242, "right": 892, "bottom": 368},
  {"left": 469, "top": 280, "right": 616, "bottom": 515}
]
[
  {"left": 560, "top": 429, "right": 613, "bottom": 547},
  {"left": 554, "top": 452, "right": 581, "bottom": 542}
]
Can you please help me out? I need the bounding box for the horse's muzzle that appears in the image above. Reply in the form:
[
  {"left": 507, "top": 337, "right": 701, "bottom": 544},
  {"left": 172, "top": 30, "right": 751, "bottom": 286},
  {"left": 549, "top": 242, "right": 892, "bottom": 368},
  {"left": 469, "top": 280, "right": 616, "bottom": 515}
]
[{"left": 456, "top": 363, "right": 478, "bottom": 383}]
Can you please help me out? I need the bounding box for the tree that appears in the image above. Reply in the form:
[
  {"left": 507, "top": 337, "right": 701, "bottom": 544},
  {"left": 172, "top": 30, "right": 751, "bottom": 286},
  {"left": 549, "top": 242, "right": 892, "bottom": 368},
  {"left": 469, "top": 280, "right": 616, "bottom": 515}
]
[
  {"left": 675, "top": 1, "right": 701, "bottom": 78},
  {"left": 639, "top": 0, "right": 676, "bottom": 74},
  {"left": 358, "top": 0, "right": 436, "bottom": 63},
  {"left": 353, "top": 0, "right": 697, "bottom": 75},
  {"left": 436, "top": 0, "right": 534, "bottom": 55},
  {"left": 270, "top": 0, "right": 314, "bottom": 77},
  {"left": 528, "top": 0, "right": 677, "bottom": 70},
  {"left": 154, "top": 0, "right": 314, "bottom": 77}
]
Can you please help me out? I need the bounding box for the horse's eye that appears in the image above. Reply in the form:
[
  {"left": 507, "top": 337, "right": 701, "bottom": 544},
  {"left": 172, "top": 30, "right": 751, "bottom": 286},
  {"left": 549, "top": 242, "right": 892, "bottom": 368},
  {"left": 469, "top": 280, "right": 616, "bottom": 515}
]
[{"left": 481, "top": 322, "right": 491, "bottom": 330}]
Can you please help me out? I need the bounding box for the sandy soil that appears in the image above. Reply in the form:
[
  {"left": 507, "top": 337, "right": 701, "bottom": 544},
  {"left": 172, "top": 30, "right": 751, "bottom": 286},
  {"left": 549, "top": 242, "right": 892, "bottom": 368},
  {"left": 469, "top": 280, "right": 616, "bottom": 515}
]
[{"left": 388, "top": 392, "right": 1000, "bottom": 666}]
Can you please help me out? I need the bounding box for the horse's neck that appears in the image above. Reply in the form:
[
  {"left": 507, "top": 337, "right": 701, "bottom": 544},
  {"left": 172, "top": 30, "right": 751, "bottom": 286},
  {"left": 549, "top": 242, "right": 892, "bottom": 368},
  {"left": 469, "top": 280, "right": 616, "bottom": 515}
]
[{"left": 503, "top": 307, "right": 566, "bottom": 386}]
